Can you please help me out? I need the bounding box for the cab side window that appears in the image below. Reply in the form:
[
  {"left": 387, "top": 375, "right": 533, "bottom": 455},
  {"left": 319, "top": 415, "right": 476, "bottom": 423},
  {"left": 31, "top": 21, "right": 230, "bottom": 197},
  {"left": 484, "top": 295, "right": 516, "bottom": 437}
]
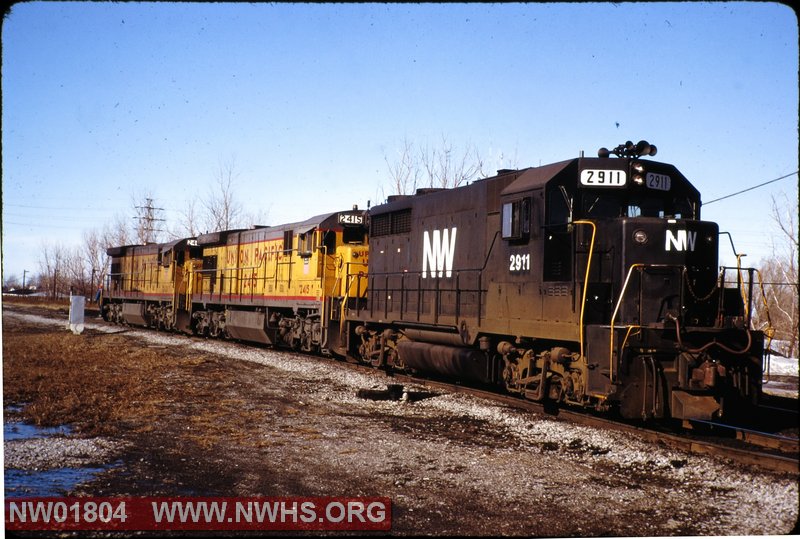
[
  {"left": 544, "top": 186, "right": 572, "bottom": 281},
  {"left": 501, "top": 198, "right": 531, "bottom": 241}
]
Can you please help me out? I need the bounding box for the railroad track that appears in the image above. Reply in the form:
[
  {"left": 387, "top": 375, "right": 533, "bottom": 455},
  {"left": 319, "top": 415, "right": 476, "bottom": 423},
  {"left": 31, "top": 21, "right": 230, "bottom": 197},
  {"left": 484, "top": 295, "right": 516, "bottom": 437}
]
[{"left": 379, "top": 371, "right": 800, "bottom": 475}]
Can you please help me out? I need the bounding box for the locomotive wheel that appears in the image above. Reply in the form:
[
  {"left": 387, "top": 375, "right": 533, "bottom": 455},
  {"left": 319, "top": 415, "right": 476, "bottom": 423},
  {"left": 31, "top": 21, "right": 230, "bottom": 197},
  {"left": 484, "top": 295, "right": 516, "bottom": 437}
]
[
  {"left": 369, "top": 351, "right": 384, "bottom": 368},
  {"left": 386, "top": 346, "right": 404, "bottom": 370},
  {"left": 547, "top": 375, "right": 564, "bottom": 402}
]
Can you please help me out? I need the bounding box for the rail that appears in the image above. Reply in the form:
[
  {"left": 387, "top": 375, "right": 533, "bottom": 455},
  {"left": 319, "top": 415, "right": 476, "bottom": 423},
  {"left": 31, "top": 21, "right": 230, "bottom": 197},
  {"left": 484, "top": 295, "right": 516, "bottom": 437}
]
[
  {"left": 367, "top": 231, "right": 500, "bottom": 327},
  {"left": 338, "top": 261, "right": 368, "bottom": 337},
  {"left": 608, "top": 262, "right": 770, "bottom": 383},
  {"left": 573, "top": 220, "right": 596, "bottom": 361},
  {"left": 105, "top": 267, "right": 170, "bottom": 299},
  {"left": 722, "top": 264, "right": 775, "bottom": 380},
  {"left": 189, "top": 248, "right": 328, "bottom": 305},
  {"left": 390, "top": 370, "right": 799, "bottom": 474},
  {"left": 368, "top": 267, "right": 485, "bottom": 327},
  {"left": 609, "top": 263, "right": 687, "bottom": 382}
]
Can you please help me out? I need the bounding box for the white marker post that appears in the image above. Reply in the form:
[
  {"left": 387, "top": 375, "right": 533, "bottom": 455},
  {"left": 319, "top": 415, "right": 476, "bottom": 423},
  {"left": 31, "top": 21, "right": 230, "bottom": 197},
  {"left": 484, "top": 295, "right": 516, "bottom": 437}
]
[{"left": 69, "top": 295, "right": 85, "bottom": 335}]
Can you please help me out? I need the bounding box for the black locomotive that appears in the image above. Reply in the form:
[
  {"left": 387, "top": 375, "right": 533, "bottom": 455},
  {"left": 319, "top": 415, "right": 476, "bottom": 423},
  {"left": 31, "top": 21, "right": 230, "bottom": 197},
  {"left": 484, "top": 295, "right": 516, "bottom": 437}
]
[{"left": 345, "top": 141, "right": 763, "bottom": 421}]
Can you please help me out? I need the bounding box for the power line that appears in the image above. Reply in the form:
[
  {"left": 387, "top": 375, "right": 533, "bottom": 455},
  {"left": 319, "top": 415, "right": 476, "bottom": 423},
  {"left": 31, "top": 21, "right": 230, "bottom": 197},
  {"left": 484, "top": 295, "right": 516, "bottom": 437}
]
[
  {"left": 704, "top": 171, "right": 798, "bottom": 205},
  {"left": 3, "top": 212, "right": 114, "bottom": 222},
  {"left": 4, "top": 203, "right": 119, "bottom": 212},
  {"left": 3, "top": 220, "right": 93, "bottom": 230}
]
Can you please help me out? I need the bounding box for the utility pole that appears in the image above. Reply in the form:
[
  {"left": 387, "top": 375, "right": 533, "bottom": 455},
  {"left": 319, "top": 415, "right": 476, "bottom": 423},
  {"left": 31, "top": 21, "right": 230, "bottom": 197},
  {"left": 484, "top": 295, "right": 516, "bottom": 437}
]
[
  {"left": 90, "top": 268, "right": 97, "bottom": 303},
  {"left": 135, "top": 197, "right": 166, "bottom": 244}
]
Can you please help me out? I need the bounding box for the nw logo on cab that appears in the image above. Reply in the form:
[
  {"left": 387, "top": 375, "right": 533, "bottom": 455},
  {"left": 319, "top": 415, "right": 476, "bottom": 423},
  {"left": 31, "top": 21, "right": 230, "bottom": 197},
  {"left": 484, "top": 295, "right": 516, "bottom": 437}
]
[
  {"left": 422, "top": 228, "right": 457, "bottom": 278},
  {"left": 665, "top": 230, "right": 697, "bottom": 252}
]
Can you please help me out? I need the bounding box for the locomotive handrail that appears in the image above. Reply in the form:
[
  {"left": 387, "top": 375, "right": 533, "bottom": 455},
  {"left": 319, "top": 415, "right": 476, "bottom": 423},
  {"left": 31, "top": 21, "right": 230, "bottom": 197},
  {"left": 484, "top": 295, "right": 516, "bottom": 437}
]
[
  {"left": 609, "top": 264, "right": 643, "bottom": 382},
  {"left": 609, "top": 263, "right": 687, "bottom": 383},
  {"left": 735, "top": 254, "right": 750, "bottom": 323},
  {"left": 368, "top": 267, "right": 485, "bottom": 325},
  {"left": 573, "top": 219, "right": 596, "bottom": 361},
  {"left": 106, "top": 268, "right": 168, "bottom": 297},
  {"left": 481, "top": 231, "right": 501, "bottom": 271},
  {"left": 339, "top": 271, "right": 365, "bottom": 334},
  {"left": 366, "top": 231, "right": 499, "bottom": 323},
  {"left": 753, "top": 268, "right": 776, "bottom": 381},
  {"left": 189, "top": 247, "right": 324, "bottom": 303}
]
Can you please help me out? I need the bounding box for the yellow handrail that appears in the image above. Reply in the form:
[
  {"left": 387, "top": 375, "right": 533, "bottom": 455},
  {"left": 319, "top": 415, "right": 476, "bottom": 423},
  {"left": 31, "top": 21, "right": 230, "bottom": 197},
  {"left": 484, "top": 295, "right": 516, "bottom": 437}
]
[
  {"left": 609, "top": 263, "right": 645, "bottom": 382},
  {"left": 573, "top": 220, "right": 596, "bottom": 361},
  {"left": 754, "top": 268, "right": 776, "bottom": 379},
  {"left": 736, "top": 254, "right": 749, "bottom": 321}
]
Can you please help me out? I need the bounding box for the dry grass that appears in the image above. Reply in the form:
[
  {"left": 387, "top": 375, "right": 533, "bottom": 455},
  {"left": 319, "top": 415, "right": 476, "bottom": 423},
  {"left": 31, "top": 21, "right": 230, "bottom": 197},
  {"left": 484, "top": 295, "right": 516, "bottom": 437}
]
[
  {"left": 4, "top": 322, "right": 170, "bottom": 435},
  {"left": 2, "top": 296, "right": 72, "bottom": 310},
  {"left": 2, "top": 314, "right": 267, "bottom": 443}
]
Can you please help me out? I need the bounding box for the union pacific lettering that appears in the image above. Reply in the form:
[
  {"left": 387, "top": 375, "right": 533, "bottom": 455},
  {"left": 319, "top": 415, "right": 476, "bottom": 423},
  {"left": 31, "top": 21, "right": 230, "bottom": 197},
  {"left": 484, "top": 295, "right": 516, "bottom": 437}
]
[{"left": 225, "top": 241, "right": 285, "bottom": 267}]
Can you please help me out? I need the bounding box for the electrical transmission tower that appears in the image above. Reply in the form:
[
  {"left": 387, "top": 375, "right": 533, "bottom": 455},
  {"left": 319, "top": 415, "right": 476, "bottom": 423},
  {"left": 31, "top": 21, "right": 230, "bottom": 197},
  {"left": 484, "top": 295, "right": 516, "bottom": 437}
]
[{"left": 135, "top": 197, "right": 166, "bottom": 244}]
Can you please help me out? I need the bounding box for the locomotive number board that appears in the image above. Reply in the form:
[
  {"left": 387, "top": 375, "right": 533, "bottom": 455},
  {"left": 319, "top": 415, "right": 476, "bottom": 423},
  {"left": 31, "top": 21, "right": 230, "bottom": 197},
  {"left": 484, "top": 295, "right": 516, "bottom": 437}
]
[
  {"left": 338, "top": 213, "right": 364, "bottom": 225},
  {"left": 580, "top": 169, "right": 626, "bottom": 187},
  {"left": 646, "top": 172, "right": 671, "bottom": 191}
]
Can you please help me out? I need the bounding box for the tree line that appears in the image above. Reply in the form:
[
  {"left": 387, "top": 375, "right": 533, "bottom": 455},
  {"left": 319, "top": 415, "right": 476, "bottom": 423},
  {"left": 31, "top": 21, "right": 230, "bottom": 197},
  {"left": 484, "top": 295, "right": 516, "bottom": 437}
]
[{"left": 5, "top": 158, "right": 257, "bottom": 301}]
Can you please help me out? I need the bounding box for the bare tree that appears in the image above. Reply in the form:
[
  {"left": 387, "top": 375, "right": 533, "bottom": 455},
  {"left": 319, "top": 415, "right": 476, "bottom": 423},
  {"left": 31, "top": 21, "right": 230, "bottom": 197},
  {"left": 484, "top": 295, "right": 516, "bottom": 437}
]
[
  {"left": 170, "top": 196, "right": 202, "bottom": 239},
  {"left": 37, "top": 241, "right": 69, "bottom": 298},
  {"left": 754, "top": 192, "right": 799, "bottom": 358},
  {"left": 202, "top": 157, "right": 245, "bottom": 232},
  {"left": 383, "top": 135, "right": 489, "bottom": 196},
  {"left": 103, "top": 212, "right": 133, "bottom": 248},
  {"left": 63, "top": 245, "right": 91, "bottom": 297},
  {"left": 83, "top": 228, "right": 109, "bottom": 295},
  {"left": 384, "top": 138, "right": 423, "bottom": 196},
  {"left": 3, "top": 273, "right": 21, "bottom": 291},
  {"left": 419, "top": 134, "right": 487, "bottom": 189}
]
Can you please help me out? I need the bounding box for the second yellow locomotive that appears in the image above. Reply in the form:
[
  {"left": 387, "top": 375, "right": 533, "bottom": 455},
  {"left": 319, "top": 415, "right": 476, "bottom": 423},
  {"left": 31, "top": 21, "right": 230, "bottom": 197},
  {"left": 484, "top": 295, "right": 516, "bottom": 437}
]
[{"left": 103, "top": 208, "right": 369, "bottom": 354}]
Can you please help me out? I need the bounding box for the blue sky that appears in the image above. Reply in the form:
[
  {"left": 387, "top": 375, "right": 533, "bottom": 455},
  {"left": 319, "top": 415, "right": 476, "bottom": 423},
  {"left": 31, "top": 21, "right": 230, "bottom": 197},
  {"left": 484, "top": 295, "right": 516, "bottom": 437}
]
[{"left": 2, "top": 2, "right": 798, "bottom": 281}]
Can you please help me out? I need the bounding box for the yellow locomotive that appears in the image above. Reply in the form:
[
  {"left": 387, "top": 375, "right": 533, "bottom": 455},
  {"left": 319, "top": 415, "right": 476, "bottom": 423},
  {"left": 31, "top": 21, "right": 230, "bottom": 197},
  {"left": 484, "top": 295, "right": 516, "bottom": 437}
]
[{"left": 103, "top": 208, "right": 369, "bottom": 355}]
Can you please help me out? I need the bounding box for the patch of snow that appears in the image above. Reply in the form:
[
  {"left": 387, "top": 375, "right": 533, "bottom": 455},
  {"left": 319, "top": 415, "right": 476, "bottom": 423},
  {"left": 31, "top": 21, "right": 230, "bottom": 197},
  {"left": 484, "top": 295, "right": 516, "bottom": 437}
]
[{"left": 765, "top": 354, "right": 799, "bottom": 376}]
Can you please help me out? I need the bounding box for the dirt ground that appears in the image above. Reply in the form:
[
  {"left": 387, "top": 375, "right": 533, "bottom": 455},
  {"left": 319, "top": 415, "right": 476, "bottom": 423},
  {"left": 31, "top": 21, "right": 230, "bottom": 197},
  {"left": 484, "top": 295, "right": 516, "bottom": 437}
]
[{"left": 3, "top": 301, "right": 799, "bottom": 536}]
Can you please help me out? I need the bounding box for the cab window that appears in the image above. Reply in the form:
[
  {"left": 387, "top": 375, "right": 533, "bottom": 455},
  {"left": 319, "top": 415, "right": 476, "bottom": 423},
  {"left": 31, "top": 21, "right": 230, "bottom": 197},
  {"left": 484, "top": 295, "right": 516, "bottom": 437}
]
[
  {"left": 501, "top": 198, "right": 530, "bottom": 240},
  {"left": 547, "top": 186, "right": 572, "bottom": 226},
  {"left": 342, "top": 226, "right": 366, "bottom": 244}
]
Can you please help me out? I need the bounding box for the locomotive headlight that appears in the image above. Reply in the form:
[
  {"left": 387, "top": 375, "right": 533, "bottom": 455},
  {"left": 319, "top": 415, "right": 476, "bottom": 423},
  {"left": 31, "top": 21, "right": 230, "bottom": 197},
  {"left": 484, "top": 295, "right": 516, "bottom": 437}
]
[
  {"left": 631, "top": 162, "right": 645, "bottom": 184},
  {"left": 633, "top": 230, "right": 648, "bottom": 244}
]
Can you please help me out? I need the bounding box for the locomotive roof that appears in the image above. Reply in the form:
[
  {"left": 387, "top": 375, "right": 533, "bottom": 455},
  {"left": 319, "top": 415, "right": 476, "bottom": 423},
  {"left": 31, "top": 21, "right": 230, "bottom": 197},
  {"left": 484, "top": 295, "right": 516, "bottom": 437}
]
[
  {"left": 194, "top": 210, "right": 361, "bottom": 246},
  {"left": 500, "top": 160, "right": 574, "bottom": 196},
  {"left": 106, "top": 237, "right": 197, "bottom": 256},
  {"left": 500, "top": 157, "right": 700, "bottom": 201},
  {"left": 251, "top": 211, "right": 351, "bottom": 235}
]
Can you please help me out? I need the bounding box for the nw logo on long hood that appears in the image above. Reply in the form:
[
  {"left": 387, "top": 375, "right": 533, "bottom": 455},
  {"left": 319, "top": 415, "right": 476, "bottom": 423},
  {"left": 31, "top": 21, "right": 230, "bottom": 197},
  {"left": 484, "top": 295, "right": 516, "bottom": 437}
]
[{"left": 422, "top": 228, "right": 457, "bottom": 278}]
